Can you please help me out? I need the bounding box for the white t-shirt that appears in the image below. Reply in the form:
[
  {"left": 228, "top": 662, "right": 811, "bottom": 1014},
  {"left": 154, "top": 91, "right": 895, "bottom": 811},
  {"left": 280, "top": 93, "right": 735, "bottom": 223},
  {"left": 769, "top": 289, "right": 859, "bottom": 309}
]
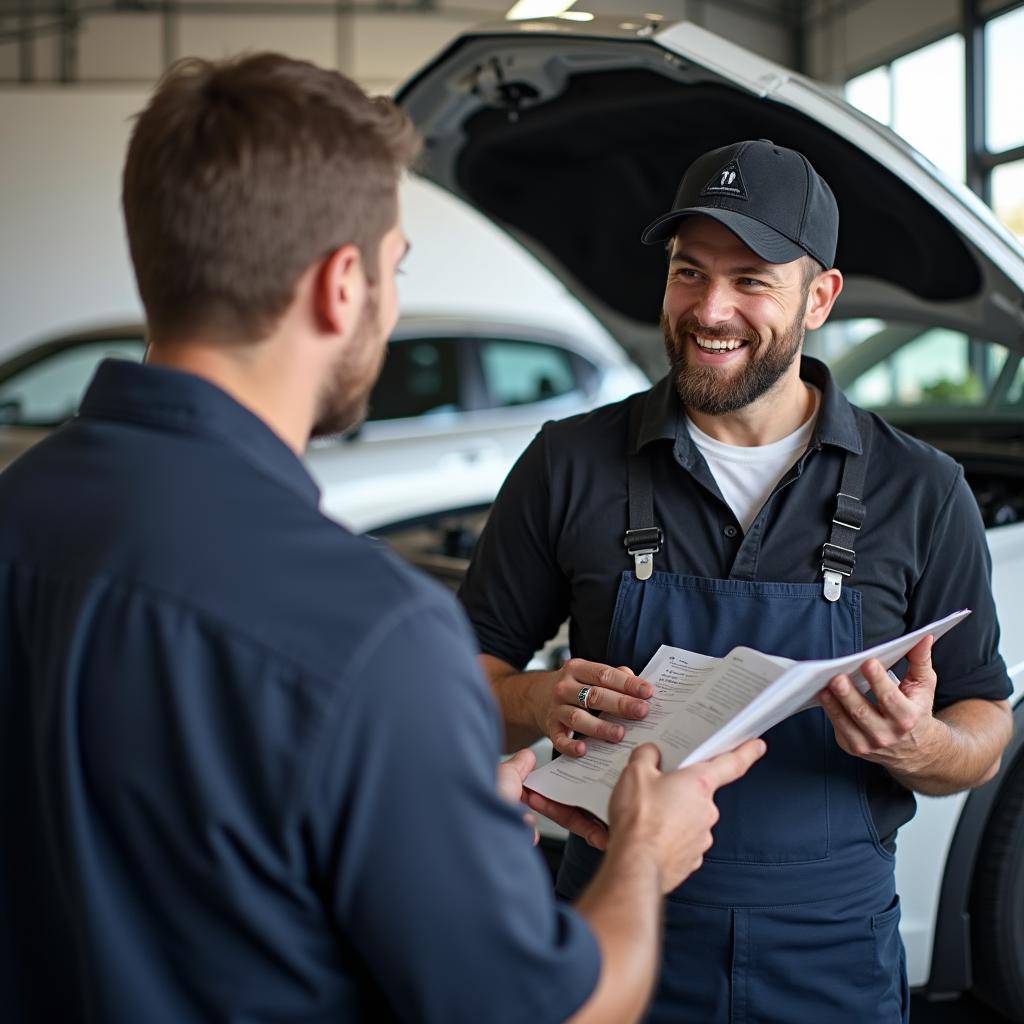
[{"left": 686, "top": 388, "right": 821, "bottom": 534}]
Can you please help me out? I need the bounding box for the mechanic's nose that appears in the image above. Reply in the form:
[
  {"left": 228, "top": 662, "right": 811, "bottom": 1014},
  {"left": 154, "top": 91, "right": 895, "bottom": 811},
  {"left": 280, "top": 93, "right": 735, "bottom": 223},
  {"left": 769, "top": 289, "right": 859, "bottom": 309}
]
[{"left": 692, "top": 280, "right": 735, "bottom": 325}]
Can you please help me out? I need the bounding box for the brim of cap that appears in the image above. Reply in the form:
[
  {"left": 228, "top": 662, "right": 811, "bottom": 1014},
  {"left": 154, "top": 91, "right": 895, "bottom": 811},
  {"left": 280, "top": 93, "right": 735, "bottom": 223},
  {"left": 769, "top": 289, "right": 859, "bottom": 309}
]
[{"left": 640, "top": 207, "right": 807, "bottom": 265}]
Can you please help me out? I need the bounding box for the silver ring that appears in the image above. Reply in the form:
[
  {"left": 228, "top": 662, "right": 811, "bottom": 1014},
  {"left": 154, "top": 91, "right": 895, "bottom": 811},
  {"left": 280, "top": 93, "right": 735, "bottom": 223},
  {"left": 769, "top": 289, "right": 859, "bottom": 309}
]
[{"left": 577, "top": 686, "right": 592, "bottom": 710}]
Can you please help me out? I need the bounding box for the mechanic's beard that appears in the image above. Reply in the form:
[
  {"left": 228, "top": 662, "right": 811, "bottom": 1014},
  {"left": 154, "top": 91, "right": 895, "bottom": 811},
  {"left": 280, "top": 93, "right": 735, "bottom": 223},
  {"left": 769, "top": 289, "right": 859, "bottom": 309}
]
[
  {"left": 311, "top": 294, "right": 385, "bottom": 439},
  {"left": 660, "top": 309, "right": 805, "bottom": 416}
]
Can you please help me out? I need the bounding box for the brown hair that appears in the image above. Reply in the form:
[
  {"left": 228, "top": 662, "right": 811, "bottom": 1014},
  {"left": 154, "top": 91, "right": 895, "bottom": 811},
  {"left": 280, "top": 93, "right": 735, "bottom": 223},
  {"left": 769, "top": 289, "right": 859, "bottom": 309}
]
[{"left": 122, "top": 53, "right": 421, "bottom": 344}]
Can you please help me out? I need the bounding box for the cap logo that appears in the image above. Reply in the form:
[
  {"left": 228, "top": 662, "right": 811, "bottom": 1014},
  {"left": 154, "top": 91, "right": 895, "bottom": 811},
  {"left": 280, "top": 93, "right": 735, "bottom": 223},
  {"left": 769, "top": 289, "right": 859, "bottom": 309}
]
[{"left": 701, "top": 160, "right": 747, "bottom": 200}]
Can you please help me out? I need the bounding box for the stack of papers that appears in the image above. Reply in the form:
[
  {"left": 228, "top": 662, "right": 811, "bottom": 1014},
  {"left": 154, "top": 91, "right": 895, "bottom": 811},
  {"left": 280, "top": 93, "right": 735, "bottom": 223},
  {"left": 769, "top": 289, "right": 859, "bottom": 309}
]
[{"left": 525, "top": 609, "right": 970, "bottom": 823}]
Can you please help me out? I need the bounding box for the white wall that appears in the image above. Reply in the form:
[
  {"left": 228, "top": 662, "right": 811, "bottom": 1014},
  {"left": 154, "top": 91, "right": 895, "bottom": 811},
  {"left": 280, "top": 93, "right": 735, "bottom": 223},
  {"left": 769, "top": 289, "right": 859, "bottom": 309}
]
[
  {"left": 0, "top": 90, "right": 146, "bottom": 356},
  {"left": 0, "top": 89, "right": 613, "bottom": 358}
]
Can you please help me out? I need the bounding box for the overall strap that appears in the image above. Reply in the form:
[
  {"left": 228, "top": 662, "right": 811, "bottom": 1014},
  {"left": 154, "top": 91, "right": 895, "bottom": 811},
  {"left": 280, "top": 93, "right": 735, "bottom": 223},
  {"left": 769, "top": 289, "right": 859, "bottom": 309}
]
[
  {"left": 624, "top": 398, "right": 663, "bottom": 581},
  {"left": 821, "top": 407, "right": 874, "bottom": 602}
]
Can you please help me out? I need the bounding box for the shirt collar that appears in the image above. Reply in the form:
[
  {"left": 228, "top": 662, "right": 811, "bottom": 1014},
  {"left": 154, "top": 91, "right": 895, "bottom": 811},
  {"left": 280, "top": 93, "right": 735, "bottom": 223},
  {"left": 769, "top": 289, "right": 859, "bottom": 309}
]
[
  {"left": 635, "top": 355, "right": 863, "bottom": 464},
  {"left": 78, "top": 359, "right": 322, "bottom": 506}
]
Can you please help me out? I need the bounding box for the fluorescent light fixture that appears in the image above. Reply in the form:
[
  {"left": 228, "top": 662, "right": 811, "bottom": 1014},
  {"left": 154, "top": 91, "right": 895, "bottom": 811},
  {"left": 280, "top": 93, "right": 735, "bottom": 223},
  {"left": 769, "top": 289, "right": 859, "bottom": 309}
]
[
  {"left": 506, "top": 0, "right": 575, "bottom": 20},
  {"left": 559, "top": 10, "right": 594, "bottom": 19}
]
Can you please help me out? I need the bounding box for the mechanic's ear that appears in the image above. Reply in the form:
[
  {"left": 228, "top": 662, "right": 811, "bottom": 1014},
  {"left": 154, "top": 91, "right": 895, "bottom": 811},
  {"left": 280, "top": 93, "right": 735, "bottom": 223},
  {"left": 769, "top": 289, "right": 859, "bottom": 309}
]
[{"left": 803, "top": 267, "right": 843, "bottom": 330}]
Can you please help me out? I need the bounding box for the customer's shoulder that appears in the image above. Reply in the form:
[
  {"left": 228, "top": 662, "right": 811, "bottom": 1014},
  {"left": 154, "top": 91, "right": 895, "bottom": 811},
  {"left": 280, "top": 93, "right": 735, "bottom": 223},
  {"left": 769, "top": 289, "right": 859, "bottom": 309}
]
[{"left": 303, "top": 516, "right": 452, "bottom": 609}]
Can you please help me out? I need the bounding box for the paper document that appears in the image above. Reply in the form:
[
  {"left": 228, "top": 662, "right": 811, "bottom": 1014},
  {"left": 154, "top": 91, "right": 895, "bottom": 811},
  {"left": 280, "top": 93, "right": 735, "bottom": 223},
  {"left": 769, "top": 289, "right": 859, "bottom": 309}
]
[{"left": 524, "top": 609, "right": 970, "bottom": 824}]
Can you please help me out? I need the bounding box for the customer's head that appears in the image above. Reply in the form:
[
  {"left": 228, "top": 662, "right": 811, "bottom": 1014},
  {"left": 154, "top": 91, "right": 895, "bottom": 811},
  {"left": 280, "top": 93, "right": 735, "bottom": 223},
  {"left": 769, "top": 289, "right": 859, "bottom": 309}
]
[{"left": 122, "top": 53, "right": 421, "bottom": 347}]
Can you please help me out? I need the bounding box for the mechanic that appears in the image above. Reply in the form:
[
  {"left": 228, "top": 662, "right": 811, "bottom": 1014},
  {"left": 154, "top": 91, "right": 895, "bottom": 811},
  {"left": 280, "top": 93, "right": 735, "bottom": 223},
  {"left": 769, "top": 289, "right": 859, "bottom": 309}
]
[
  {"left": 0, "top": 57, "right": 766, "bottom": 1024},
  {"left": 459, "top": 138, "right": 1014, "bottom": 1023}
]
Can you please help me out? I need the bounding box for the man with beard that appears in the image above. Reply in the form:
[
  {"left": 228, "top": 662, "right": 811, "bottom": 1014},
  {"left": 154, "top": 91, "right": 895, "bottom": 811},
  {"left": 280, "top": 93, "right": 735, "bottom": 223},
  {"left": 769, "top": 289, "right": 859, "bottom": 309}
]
[
  {"left": 0, "top": 59, "right": 768, "bottom": 1024},
  {"left": 458, "top": 139, "right": 1012, "bottom": 1023}
]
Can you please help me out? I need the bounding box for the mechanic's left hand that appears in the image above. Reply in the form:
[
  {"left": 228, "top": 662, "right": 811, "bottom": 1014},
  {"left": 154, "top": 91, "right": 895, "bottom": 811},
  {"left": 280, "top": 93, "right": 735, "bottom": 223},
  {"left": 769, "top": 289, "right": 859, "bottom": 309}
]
[
  {"left": 497, "top": 747, "right": 609, "bottom": 850},
  {"left": 818, "top": 635, "right": 944, "bottom": 774}
]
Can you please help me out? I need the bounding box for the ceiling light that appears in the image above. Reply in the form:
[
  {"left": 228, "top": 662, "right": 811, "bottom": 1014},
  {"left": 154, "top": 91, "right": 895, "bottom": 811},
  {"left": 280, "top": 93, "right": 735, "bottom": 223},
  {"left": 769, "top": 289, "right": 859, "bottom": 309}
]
[{"left": 506, "top": 0, "right": 575, "bottom": 20}]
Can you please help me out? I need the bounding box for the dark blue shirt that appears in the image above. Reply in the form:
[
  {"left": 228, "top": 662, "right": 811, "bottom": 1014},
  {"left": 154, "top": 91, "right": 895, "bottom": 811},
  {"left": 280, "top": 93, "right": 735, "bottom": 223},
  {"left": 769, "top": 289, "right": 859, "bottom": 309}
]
[
  {"left": 0, "top": 360, "right": 599, "bottom": 1024},
  {"left": 459, "top": 358, "right": 1012, "bottom": 845}
]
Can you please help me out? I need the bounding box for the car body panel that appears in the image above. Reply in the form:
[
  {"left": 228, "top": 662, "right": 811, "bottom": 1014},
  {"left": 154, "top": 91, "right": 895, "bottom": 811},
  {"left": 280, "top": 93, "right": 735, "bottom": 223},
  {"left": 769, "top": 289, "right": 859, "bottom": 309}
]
[
  {"left": 0, "top": 317, "right": 648, "bottom": 536},
  {"left": 897, "top": 520, "right": 1024, "bottom": 982}
]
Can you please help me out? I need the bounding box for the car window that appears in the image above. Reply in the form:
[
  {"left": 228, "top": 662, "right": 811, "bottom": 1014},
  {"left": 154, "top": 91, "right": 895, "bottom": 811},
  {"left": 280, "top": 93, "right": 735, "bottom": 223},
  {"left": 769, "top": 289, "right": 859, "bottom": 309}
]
[
  {"left": 0, "top": 339, "right": 145, "bottom": 427},
  {"left": 805, "top": 319, "right": 1015, "bottom": 411},
  {"left": 366, "top": 337, "right": 461, "bottom": 422},
  {"left": 478, "top": 338, "right": 578, "bottom": 408}
]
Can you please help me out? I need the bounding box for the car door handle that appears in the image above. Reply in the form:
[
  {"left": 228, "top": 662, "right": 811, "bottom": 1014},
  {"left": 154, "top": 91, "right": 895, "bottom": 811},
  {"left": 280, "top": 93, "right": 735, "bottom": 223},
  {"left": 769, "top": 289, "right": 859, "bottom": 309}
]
[{"left": 440, "top": 440, "right": 501, "bottom": 466}]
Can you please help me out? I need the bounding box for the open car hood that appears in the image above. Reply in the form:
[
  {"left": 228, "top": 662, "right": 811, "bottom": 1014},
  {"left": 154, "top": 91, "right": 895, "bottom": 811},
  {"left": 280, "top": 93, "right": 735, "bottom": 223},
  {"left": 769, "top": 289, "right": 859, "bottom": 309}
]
[{"left": 396, "top": 17, "right": 1024, "bottom": 372}]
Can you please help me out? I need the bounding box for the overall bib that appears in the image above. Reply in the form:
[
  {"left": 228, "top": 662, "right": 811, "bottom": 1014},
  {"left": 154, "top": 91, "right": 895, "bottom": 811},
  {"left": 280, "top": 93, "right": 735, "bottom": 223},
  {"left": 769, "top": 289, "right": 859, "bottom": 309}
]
[{"left": 555, "top": 408, "right": 909, "bottom": 1023}]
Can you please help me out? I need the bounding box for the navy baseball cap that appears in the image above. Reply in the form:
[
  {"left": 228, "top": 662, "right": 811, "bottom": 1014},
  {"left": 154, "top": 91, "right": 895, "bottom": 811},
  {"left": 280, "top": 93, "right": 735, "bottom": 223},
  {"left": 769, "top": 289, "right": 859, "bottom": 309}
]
[{"left": 640, "top": 139, "right": 839, "bottom": 269}]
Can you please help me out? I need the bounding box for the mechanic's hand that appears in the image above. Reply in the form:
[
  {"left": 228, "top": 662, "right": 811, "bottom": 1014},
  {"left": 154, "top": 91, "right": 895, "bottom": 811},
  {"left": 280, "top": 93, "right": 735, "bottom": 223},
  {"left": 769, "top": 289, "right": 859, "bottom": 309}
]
[
  {"left": 499, "top": 748, "right": 609, "bottom": 849},
  {"left": 818, "top": 635, "right": 943, "bottom": 774},
  {"left": 540, "top": 659, "right": 653, "bottom": 758},
  {"left": 607, "top": 740, "right": 766, "bottom": 894}
]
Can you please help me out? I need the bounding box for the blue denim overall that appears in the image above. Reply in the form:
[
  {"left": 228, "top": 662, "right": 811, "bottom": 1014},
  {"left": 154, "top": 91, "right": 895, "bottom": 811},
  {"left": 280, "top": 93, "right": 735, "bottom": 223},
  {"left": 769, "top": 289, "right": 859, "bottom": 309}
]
[{"left": 555, "top": 409, "right": 909, "bottom": 1023}]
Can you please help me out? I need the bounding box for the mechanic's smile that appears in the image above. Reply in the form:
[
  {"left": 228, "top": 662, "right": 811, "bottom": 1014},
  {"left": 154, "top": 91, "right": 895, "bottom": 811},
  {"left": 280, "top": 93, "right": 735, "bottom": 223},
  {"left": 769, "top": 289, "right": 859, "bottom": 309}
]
[{"left": 693, "top": 334, "right": 746, "bottom": 352}]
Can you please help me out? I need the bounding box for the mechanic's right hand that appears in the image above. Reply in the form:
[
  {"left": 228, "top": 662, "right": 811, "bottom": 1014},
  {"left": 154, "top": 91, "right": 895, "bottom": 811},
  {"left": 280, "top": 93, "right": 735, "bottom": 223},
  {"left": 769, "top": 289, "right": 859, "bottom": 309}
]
[
  {"left": 542, "top": 659, "right": 654, "bottom": 758},
  {"left": 607, "top": 739, "right": 766, "bottom": 894}
]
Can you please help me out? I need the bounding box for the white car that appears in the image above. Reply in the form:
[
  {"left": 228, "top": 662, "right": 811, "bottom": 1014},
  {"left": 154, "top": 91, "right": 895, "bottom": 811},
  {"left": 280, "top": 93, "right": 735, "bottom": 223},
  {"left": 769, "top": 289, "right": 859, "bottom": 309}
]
[
  {"left": 0, "top": 315, "right": 648, "bottom": 534},
  {"left": 387, "top": 16, "right": 1024, "bottom": 1017}
]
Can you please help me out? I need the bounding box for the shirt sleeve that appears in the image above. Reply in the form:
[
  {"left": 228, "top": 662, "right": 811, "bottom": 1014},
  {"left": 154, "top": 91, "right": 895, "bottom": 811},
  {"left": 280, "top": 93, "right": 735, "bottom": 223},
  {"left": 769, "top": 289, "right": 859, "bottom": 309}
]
[
  {"left": 301, "top": 589, "right": 600, "bottom": 1024},
  {"left": 458, "top": 427, "right": 571, "bottom": 669},
  {"left": 908, "top": 465, "right": 1011, "bottom": 709}
]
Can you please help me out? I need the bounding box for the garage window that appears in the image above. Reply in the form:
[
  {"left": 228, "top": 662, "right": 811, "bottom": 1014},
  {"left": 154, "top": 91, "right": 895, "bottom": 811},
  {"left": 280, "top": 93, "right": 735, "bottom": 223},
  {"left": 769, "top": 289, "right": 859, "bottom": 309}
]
[
  {"left": 985, "top": 5, "right": 1024, "bottom": 154},
  {"left": 846, "top": 35, "right": 966, "bottom": 184},
  {"left": 991, "top": 159, "right": 1024, "bottom": 243}
]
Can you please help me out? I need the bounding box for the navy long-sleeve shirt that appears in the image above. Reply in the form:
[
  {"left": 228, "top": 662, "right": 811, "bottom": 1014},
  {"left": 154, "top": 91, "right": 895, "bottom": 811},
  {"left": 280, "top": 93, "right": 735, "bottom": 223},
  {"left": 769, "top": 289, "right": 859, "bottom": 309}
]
[{"left": 0, "top": 359, "right": 598, "bottom": 1024}]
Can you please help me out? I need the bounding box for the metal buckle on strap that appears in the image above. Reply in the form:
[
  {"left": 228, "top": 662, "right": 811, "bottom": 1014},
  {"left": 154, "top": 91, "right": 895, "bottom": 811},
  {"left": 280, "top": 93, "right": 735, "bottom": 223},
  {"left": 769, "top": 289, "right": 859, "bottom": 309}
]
[
  {"left": 821, "top": 541, "right": 855, "bottom": 567},
  {"left": 832, "top": 516, "right": 862, "bottom": 531},
  {"left": 834, "top": 492, "right": 865, "bottom": 531},
  {"left": 821, "top": 543, "right": 855, "bottom": 603},
  {"left": 822, "top": 568, "right": 845, "bottom": 603},
  {"left": 624, "top": 527, "right": 663, "bottom": 582}
]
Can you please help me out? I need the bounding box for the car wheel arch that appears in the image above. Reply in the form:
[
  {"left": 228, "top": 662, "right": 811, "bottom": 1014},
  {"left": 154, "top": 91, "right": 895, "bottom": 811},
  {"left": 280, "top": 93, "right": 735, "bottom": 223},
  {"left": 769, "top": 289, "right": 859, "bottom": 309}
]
[{"left": 926, "top": 694, "right": 1024, "bottom": 1002}]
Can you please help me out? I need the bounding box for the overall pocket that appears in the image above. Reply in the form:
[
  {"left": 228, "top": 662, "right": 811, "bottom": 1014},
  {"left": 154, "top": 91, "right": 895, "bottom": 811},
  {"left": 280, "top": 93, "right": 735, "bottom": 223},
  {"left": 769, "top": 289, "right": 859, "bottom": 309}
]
[{"left": 704, "top": 708, "right": 831, "bottom": 864}]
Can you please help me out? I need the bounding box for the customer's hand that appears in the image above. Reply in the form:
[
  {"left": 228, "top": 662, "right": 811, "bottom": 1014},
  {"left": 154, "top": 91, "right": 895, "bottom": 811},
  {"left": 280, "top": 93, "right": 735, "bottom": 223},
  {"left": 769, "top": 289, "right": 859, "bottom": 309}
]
[
  {"left": 608, "top": 740, "right": 767, "bottom": 893},
  {"left": 499, "top": 748, "right": 609, "bottom": 850}
]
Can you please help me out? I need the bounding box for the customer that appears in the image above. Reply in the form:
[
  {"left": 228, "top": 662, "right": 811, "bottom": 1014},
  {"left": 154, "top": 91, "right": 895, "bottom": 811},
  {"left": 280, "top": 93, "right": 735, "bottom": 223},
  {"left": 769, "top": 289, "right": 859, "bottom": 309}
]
[{"left": 0, "top": 54, "right": 762, "bottom": 1024}]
